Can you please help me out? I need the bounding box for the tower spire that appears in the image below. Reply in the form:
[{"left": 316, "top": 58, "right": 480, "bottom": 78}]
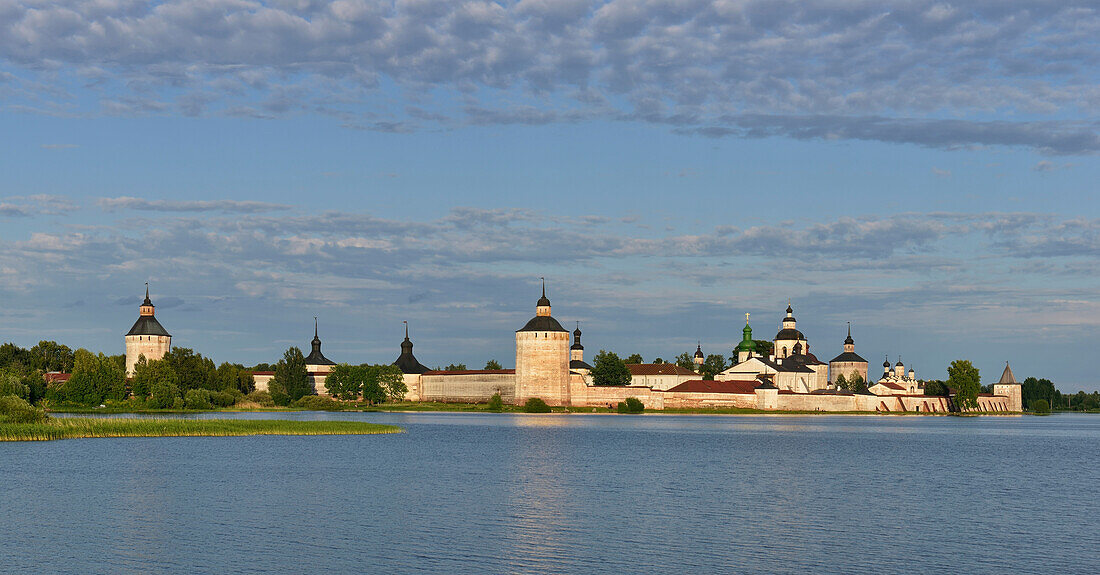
[
  {"left": 314, "top": 316, "right": 318, "bottom": 339},
  {"left": 404, "top": 320, "right": 409, "bottom": 340},
  {"left": 542, "top": 277, "right": 546, "bottom": 298}
]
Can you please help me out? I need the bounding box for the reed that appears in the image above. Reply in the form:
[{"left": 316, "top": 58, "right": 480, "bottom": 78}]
[{"left": 0, "top": 418, "right": 402, "bottom": 442}]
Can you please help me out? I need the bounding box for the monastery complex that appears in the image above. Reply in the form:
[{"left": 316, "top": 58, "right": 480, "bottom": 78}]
[{"left": 124, "top": 283, "right": 1023, "bottom": 413}]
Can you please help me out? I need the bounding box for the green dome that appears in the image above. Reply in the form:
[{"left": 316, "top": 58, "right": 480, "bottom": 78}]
[{"left": 735, "top": 323, "right": 756, "bottom": 352}]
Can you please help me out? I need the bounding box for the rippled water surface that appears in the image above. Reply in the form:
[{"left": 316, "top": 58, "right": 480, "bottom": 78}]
[{"left": 2, "top": 412, "right": 1097, "bottom": 574}]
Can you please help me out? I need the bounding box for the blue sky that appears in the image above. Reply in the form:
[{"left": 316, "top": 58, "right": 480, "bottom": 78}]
[{"left": 1, "top": 1, "right": 1098, "bottom": 390}]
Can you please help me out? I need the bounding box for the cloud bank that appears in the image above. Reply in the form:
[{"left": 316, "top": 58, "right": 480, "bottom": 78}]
[{"left": 1, "top": 1, "right": 1098, "bottom": 152}]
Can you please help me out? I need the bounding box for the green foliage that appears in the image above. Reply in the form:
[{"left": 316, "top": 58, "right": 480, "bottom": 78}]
[
  {"left": 444, "top": 363, "right": 468, "bottom": 371},
  {"left": 1031, "top": 398, "right": 1050, "bottom": 414},
  {"left": 28, "top": 340, "right": 75, "bottom": 373},
  {"left": 835, "top": 374, "right": 848, "bottom": 390},
  {"left": 924, "top": 379, "right": 949, "bottom": 396},
  {"left": 847, "top": 373, "right": 867, "bottom": 393},
  {"left": 131, "top": 357, "right": 179, "bottom": 398},
  {"left": 148, "top": 380, "right": 181, "bottom": 409},
  {"left": 523, "top": 397, "right": 551, "bottom": 413},
  {"left": 0, "top": 395, "right": 49, "bottom": 424},
  {"left": 674, "top": 352, "right": 695, "bottom": 371},
  {"left": 56, "top": 349, "right": 126, "bottom": 406},
  {"left": 617, "top": 397, "right": 644, "bottom": 413},
  {"left": 377, "top": 365, "right": 407, "bottom": 403},
  {"left": 325, "top": 364, "right": 367, "bottom": 401},
  {"left": 293, "top": 395, "right": 343, "bottom": 410},
  {"left": 487, "top": 393, "right": 504, "bottom": 411},
  {"left": 0, "top": 368, "right": 30, "bottom": 399},
  {"left": 273, "top": 347, "right": 312, "bottom": 404},
  {"left": 653, "top": 358, "right": 664, "bottom": 364},
  {"left": 947, "top": 360, "right": 981, "bottom": 409},
  {"left": 701, "top": 354, "right": 727, "bottom": 380},
  {"left": 246, "top": 390, "right": 275, "bottom": 407},
  {"left": 1021, "top": 377, "right": 1057, "bottom": 410},
  {"left": 484, "top": 359, "right": 502, "bottom": 370},
  {"left": 164, "top": 347, "right": 218, "bottom": 391},
  {"left": 624, "top": 353, "right": 644, "bottom": 364},
  {"left": 184, "top": 389, "right": 214, "bottom": 410},
  {"left": 592, "top": 350, "right": 632, "bottom": 386}
]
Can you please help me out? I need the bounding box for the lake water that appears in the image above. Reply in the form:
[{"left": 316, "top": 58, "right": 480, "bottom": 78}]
[{"left": 2, "top": 412, "right": 1097, "bottom": 574}]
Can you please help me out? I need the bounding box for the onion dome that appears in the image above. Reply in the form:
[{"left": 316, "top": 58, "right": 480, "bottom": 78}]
[
  {"left": 518, "top": 280, "right": 567, "bottom": 332},
  {"left": 394, "top": 321, "right": 429, "bottom": 374},
  {"left": 571, "top": 322, "right": 584, "bottom": 350},
  {"left": 844, "top": 323, "right": 854, "bottom": 345},
  {"left": 883, "top": 357, "right": 891, "bottom": 368},
  {"left": 895, "top": 357, "right": 904, "bottom": 368},
  {"left": 304, "top": 317, "right": 335, "bottom": 366},
  {"left": 736, "top": 321, "right": 756, "bottom": 353},
  {"left": 694, "top": 344, "right": 704, "bottom": 359},
  {"left": 537, "top": 278, "right": 551, "bottom": 308}
]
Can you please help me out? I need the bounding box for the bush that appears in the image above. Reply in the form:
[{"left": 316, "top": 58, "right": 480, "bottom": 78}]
[
  {"left": 487, "top": 393, "right": 504, "bottom": 412},
  {"left": 617, "top": 397, "right": 645, "bottom": 414},
  {"left": 245, "top": 390, "right": 275, "bottom": 407},
  {"left": 209, "top": 390, "right": 239, "bottom": 408},
  {"left": 184, "top": 389, "right": 214, "bottom": 410},
  {"left": 0, "top": 394, "right": 49, "bottom": 424},
  {"left": 293, "top": 395, "right": 343, "bottom": 411},
  {"left": 148, "top": 381, "right": 180, "bottom": 409},
  {"left": 523, "top": 397, "right": 551, "bottom": 413},
  {"left": 1031, "top": 398, "right": 1051, "bottom": 414}
]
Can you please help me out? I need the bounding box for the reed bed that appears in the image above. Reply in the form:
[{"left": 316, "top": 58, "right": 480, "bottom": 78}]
[{"left": 0, "top": 418, "right": 402, "bottom": 442}]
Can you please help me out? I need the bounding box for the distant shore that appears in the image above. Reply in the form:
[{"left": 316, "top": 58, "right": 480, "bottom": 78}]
[
  {"left": 0, "top": 418, "right": 402, "bottom": 442},
  {"left": 47, "top": 402, "right": 1057, "bottom": 417}
]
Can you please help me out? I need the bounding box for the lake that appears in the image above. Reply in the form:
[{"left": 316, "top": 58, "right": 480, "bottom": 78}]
[{"left": 2, "top": 412, "right": 1097, "bottom": 574}]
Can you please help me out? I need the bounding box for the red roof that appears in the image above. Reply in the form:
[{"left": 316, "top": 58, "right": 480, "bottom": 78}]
[
  {"left": 666, "top": 379, "right": 758, "bottom": 394},
  {"left": 423, "top": 369, "right": 516, "bottom": 376},
  {"left": 875, "top": 382, "right": 907, "bottom": 390},
  {"left": 627, "top": 363, "right": 697, "bottom": 376},
  {"left": 43, "top": 372, "right": 71, "bottom": 384},
  {"left": 250, "top": 371, "right": 275, "bottom": 376}
]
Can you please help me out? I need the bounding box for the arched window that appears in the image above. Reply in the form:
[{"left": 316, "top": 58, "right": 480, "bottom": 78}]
[{"left": 782, "top": 346, "right": 787, "bottom": 357}]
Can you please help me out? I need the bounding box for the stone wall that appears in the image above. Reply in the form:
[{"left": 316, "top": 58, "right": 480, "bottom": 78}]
[
  {"left": 515, "top": 331, "right": 570, "bottom": 405},
  {"left": 124, "top": 335, "right": 171, "bottom": 376},
  {"left": 421, "top": 372, "right": 517, "bottom": 403}
]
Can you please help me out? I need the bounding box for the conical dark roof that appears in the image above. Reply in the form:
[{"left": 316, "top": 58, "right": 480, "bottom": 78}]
[
  {"left": 304, "top": 318, "right": 334, "bottom": 366},
  {"left": 394, "top": 322, "right": 429, "bottom": 374},
  {"left": 998, "top": 363, "right": 1018, "bottom": 384},
  {"left": 126, "top": 284, "right": 170, "bottom": 337}
]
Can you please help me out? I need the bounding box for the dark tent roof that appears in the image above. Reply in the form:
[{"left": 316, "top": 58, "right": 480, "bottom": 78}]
[
  {"left": 998, "top": 363, "right": 1018, "bottom": 384},
  {"left": 830, "top": 351, "right": 867, "bottom": 364},
  {"left": 394, "top": 324, "right": 429, "bottom": 374},
  {"left": 126, "top": 315, "right": 171, "bottom": 337},
  {"left": 570, "top": 359, "right": 593, "bottom": 371},
  {"left": 517, "top": 315, "right": 568, "bottom": 332}
]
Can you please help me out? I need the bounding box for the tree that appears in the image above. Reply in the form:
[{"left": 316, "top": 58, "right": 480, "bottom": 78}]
[
  {"left": 753, "top": 340, "right": 775, "bottom": 357},
  {"left": 523, "top": 397, "right": 551, "bottom": 413},
  {"left": 487, "top": 393, "right": 504, "bottom": 411},
  {"left": 272, "top": 347, "right": 312, "bottom": 405},
  {"left": 0, "top": 367, "right": 30, "bottom": 399},
  {"left": 924, "top": 379, "right": 948, "bottom": 396},
  {"left": 674, "top": 352, "right": 695, "bottom": 372},
  {"left": 325, "top": 364, "right": 366, "bottom": 401},
  {"left": 848, "top": 373, "right": 867, "bottom": 394},
  {"left": 591, "top": 350, "right": 631, "bottom": 386},
  {"left": 445, "top": 363, "right": 468, "bottom": 371},
  {"left": 701, "top": 354, "right": 727, "bottom": 380},
  {"left": 835, "top": 373, "right": 848, "bottom": 390},
  {"left": 1021, "top": 377, "right": 1057, "bottom": 410},
  {"left": 484, "top": 359, "right": 502, "bottom": 370},
  {"left": 28, "top": 340, "right": 75, "bottom": 373},
  {"left": 624, "top": 353, "right": 644, "bottom": 364},
  {"left": 59, "top": 349, "right": 126, "bottom": 406},
  {"left": 378, "top": 365, "right": 407, "bottom": 402},
  {"left": 653, "top": 358, "right": 665, "bottom": 364},
  {"left": 164, "top": 347, "right": 217, "bottom": 391},
  {"left": 131, "top": 357, "right": 179, "bottom": 398},
  {"left": 947, "top": 360, "right": 981, "bottom": 410},
  {"left": 617, "top": 397, "right": 644, "bottom": 413},
  {"left": 1031, "top": 398, "right": 1050, "bottom": 414}
]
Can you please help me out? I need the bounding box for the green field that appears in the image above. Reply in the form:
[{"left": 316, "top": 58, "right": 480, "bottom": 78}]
[{"left": 0, "top": 418, "right": 402, "bottom": 442}]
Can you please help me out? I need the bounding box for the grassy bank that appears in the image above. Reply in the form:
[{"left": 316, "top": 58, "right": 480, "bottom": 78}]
[{"left": 0, "top": 418, "right": 402, "bottom": 442}]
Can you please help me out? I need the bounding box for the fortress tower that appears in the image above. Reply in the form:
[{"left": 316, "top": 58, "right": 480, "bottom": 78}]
[
  {"left": 569, "top": 322, "right": 592, "bottom": 374},
  {"left": 828, "top": 322, "right": 868, "bottom": 383},
  {"left": 125, "top": 283, "right": 172, "bottom": 376},
  {"left": 515, "top": 280, "right": 571, "bottom": 406}
]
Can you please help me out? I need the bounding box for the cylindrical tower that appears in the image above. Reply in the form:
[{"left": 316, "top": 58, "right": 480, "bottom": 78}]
[
  {"left": 124, "top": 283, "right": 172, "bottom": 376},
  {"left": 515, "top": 280, "right": 570, "bottom": 406}
]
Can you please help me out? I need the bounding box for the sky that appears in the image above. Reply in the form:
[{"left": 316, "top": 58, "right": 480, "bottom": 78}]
[{"left": 1, "top": 1, "right": 1098, "bottom": 391}]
